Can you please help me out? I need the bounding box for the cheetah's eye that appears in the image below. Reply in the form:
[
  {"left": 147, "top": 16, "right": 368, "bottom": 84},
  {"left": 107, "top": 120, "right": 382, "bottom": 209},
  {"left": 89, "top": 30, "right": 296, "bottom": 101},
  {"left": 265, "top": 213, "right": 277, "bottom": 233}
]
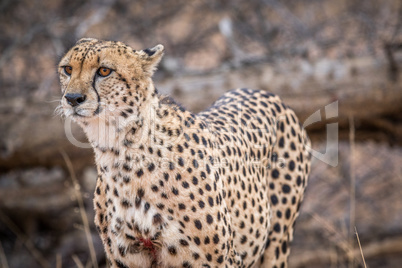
[
  {"left": 97, "top": 67, "right": 112, "bottom": 77},
  {"left": 64, "top": 66, "right": 72, "bottom": 76}
]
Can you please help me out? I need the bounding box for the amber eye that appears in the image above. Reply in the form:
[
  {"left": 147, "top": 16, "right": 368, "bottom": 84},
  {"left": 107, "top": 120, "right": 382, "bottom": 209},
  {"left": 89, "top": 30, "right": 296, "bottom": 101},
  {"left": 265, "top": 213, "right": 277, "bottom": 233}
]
[
  {"left": 64, "top": 66, "right": 72, "bottom": 75},
  {"left": 97, "top": 67, "right": 112, "bottom": 77}
]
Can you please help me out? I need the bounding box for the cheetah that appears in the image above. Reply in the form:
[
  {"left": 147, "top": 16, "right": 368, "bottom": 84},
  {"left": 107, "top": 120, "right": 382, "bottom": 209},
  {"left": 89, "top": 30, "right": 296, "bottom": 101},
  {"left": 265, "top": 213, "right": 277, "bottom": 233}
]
[{"left": 58, "top": 38, "right": 311, "bottom": 268}]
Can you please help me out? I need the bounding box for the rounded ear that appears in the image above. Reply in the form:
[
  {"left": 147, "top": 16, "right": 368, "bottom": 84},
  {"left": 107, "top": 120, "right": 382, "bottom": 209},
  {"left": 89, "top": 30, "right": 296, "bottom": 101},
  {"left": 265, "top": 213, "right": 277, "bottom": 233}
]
[
  {"left": 75, "top": 38, "right": 98, "bottom": 45},
  {"left": 137, "top": 44, "right": 165, "bottom": 76}
]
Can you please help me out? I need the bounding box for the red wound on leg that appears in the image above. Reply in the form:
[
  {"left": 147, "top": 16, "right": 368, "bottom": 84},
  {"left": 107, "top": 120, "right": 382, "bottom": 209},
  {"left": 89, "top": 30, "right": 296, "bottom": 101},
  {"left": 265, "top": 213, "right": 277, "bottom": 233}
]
[{"left": 140, "top": 237, "right": 157, "bottom": 259}]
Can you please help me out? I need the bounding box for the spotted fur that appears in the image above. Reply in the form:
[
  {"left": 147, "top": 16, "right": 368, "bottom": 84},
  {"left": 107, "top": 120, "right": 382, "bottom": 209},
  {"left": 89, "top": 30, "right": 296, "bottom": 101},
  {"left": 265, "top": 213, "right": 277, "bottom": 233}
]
[{"left": 58, "top": 38, "right": 311, "bottom": 268}]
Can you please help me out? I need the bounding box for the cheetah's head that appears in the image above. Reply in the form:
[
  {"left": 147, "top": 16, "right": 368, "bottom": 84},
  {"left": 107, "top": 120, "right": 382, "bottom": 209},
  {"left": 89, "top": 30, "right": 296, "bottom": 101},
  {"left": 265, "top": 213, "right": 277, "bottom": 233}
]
[{"left": 58, "top": 38, "right": 164, "bottom": 123}]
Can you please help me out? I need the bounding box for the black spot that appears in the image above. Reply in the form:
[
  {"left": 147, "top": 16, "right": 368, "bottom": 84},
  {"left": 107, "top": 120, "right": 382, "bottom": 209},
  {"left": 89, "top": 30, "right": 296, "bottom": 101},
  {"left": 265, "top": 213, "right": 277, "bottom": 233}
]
[
  {"left": 153, "top": 214, "right": 162, "bottom": 225},
  {"left": 137, "top": 188, "right": 145, "bottom": 198},
  {"left": 240, "top": 235, "right": 247, "bottom": 244},
  {"left": 273, "top": 222, "right": 281, "bottom": 233},
  {"left": 121, "top": 199, "right": 131, "bottom": 208},
  {"left": 123, "top": 163, "right": 131, "bottom": 171},
  {"left": 143, "top": 48, "right": 156, "bottom": 56},
  {"left": 290, "top": 141, "right": 296, "bottom": 150},
  {"left": 205, "top": 183, "right": 211, "bottom": 191},
  {"left": 182, "top": 261, "right": 192, "bottom": 268},
  {"left": 169, "top": 162, "right": 175, "bottom": 170},
  {"left": 206, "top": 253, "right": 212, "bottom": 261},
  {"left": 172, "top": 187, "right": 179, "bottom": 195},
  {"left": 275, "top": 246, "right": 280, "bottom": 259},
  {"left": 271, "top": 195, "right": 278, "bottom": 205},
  {"left": 151, "top": 185, "right": 158, "bottom": 192},
  {"left": 213, "top": 234, "right": 220, "bottom": 244},
  {"left": 194, "top": 220, "right": 202, "bottom": 230},
  {"left": 136, "top": 169, "right": 144, "bottom": 178},
  {"left": 180, "top": 239, "right": 189, "bottom": 246},
  {"left": 208, "top": 196, "right": 214, "bottom": 207},
  {"left": 193, "top": 159, "right": 199, "bottom": 168},
  {"left": 163, "top": 173, "right": 169, "bottom": 181},
  {"left": 278, "top": 137, "right": 284, "bottom": 148},
  {"left": 182, "top": 181, "right": 189, "bottom": 188},
  {"left": 252, "top": 245, "right": 260, "bottom": 256},
  {"left": 285, "top": 208, "right": 291, "bottom": 219},
  {"left": 289, "top": 160, "right": 295, "bottom": 171},
  {"left": 282, "top": 241, "right": 287, "bottom": 254},
  {"left": 115, "top": 260, "right": 129, "bottom": 268},
  {"left": 296, "top": 175, "right": 302, "bottom": 186},
  {"left": 148, "top": 163, "right": 155, "bottom": 172},
  {"left": 282, "top": 184, "right": 291, "bottom": 193},
  {"left": 192, "top": 252, "right": 200, "bottom": 260},
  {"left": 271, "top": 169, "right": 279, "bottom": 179},
  {"left": 206, "top": 214, "right": 213, "bottom": 224},
  {"left": 144, "top": 202, "right": 150, "bottom": 212},
  {"left": 168, "top": 245, "right": 177, "bottom": 255},
  {"left": 123, "top": 176, "right": 130, "bottom": 183},
  {"left": 192, "top": 133, "right": 199, "bottom": 144}
]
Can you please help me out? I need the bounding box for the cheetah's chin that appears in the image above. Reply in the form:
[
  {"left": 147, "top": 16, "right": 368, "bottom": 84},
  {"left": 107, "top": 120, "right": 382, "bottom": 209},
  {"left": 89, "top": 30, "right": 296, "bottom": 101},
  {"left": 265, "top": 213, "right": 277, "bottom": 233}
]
[{"left": 63, "top": 104, "right": 102, "bottom": 119}]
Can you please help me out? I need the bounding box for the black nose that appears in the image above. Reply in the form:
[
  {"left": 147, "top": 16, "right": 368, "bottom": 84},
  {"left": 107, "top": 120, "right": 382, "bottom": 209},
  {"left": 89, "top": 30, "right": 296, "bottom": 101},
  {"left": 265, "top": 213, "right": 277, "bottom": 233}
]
[{"left": 64, "top": 93, "right": 87, "bottom": 107}]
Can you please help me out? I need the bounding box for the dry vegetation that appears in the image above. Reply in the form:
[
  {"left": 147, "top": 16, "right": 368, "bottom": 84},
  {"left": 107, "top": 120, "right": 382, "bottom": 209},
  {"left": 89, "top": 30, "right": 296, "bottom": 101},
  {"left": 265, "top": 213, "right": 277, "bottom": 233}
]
[{"left": 0, "top": 0, "right": 402, "bottom": 267}]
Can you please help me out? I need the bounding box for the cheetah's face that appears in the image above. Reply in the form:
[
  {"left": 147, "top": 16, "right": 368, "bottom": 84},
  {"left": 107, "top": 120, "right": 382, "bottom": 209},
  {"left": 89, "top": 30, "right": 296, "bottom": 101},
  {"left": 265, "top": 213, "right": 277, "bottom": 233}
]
[{"left": 58, "top": 38, "right": 164, "bottom": 121}]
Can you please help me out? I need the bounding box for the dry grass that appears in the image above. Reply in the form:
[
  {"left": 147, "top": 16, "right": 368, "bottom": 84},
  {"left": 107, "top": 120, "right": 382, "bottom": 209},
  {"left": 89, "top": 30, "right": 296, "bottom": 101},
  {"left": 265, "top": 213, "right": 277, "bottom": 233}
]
[
  {"left": 72, "top": 254, "right": 85, "bottom": 268},
  {"left": 349, "top": 115, "right": 356, "bottom": 267},
  {"left": 60, "top": 149, "right": 98, "bottom": 268},
  {"left": 295, "top": 117, "right": 370, "bottom": 267},
  {"left": 0, "top": 241, "right": 9, "bottom": 268},
  {"left": 0, "top": 211, "right": 50, "bottom": 268},
  {"left": 355, "top": 227, "right": 367, "bottom": 268},
  {"left": 56, "top": 254, "right": 62, "bottom": 268}
]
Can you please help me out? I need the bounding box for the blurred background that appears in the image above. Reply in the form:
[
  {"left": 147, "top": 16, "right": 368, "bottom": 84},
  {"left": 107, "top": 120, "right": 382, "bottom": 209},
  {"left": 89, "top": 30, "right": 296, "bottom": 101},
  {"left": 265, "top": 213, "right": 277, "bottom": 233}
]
[{"left": 1, "top": 0, "right": 402, "bottom": 267}]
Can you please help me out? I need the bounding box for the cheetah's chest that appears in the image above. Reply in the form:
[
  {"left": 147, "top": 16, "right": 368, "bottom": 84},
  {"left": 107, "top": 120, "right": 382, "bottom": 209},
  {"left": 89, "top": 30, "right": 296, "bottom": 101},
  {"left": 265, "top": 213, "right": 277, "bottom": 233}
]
[{"left": 94, "top": 170, "right": 185, "bottom": 266}]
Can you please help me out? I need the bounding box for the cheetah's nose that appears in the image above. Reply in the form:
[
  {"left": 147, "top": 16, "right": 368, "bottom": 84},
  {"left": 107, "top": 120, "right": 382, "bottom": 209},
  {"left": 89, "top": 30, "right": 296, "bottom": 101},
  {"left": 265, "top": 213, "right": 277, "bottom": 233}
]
[{"left": 65, "top": 93, "right": 87, "bottom": 107}]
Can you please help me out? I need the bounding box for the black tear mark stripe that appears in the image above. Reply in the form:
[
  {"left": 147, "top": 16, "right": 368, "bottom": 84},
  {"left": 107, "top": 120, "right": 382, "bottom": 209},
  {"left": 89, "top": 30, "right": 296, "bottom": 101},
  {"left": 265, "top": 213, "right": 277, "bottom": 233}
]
[
  {"left": 80, "top": 43, "right": 102, "bottom": 116},
  {"left": 92, "top": 75, "right": 102, "bottom": 115}
]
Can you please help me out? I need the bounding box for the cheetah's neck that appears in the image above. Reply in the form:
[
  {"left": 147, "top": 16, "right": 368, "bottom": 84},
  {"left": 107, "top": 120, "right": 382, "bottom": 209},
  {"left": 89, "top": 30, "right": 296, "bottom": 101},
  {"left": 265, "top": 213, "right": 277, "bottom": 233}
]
[{"left": 81, "top": 86, "right": 198, "bottom": 179}]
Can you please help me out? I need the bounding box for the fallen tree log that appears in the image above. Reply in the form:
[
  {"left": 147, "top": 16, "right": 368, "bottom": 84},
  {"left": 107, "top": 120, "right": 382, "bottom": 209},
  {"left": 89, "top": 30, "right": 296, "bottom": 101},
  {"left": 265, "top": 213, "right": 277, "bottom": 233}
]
[{"left": 0, "top": 55, "right": 401, "bottom": 169}]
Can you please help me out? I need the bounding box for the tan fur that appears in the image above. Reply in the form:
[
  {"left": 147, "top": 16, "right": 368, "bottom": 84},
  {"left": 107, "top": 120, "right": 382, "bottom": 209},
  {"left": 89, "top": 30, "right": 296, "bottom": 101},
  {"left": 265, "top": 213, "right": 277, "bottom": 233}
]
[{"left": 59, "top": 38, "right": 311, "bottom": 268}]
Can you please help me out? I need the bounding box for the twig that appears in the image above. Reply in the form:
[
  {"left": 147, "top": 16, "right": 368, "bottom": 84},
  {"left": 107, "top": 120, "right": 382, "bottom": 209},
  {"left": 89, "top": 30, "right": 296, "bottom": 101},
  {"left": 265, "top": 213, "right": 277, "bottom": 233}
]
[
  {"left": 0, "top": 241, "right": 9, "bottom": 268},
  {"left": 355, "top": 227, "right": 367, "bottom": 268},
  {"left": 0, "top": 211, "right": 49, "bottom": 268},
  {"left": 56, "top": 253, "right": 62, "bottom": 268},
  {"left": 290, "top": 236, "right": 402, "bottom": 267},
  {"left": 308, "top": 212, "right": 351, "bottom": 254},
  {"left": 348, "top": 115, "right": 356, "bottom": 267},
  {"left": 72, "top": 255, "right": 85, "bottom": 268},
  {"left": 60, "top": 150, "right": 98, "bottom": 268}
]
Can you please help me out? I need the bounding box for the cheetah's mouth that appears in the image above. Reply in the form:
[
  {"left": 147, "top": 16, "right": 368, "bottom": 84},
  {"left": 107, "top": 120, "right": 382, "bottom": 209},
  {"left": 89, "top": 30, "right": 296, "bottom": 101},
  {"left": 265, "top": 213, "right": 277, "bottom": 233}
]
[{"left": 63, "top": 102, "right": 102, "bottom": 119}]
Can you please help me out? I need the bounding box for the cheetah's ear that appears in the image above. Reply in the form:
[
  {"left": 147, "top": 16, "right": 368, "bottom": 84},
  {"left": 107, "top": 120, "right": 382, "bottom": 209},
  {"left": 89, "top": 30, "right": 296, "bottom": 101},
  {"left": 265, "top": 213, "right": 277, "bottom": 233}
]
[
  {"left": 75, "top": 38, "right": 98, "bottom": 45},
  {"left": 137, "top": 44, "right": 164, "bottom": 76}
]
